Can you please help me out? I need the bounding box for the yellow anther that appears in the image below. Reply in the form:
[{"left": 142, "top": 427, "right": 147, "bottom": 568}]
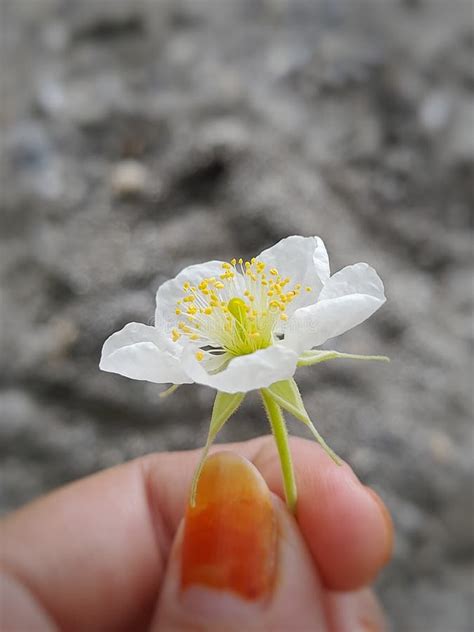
[
  {"left": 214, "top": 282, "right": 225, "bottom": 289},
  {"left": 248, "top": 295, "right": 255, "bottom": 302},
  {"left": 306, "top": 286, "right": 312, "bottom": 292},
  {"left": 295, "top": 284, "right": 302, "bottom": 290},
  {"left": 183, "top": 282, "right": 190, "bottom": 290},
  {"left": 190, "top": 334, "right": 199, "bottom": 341},
  {"left": 171, "top": 329, "right": 181, "bottom": 341},
  {"left": 238, "top": 258, "right": 243, "bottom": 265},
  {"left": 267, "top": 290, "right": 274, "bottom": 297},
  {"left": 195, "top": 351, "right": 204, "bottom": 361},
  {"left": 178, "top": 321, "right": 186, "bottom": 330},
  {"left": 231, "top": 258, "right": 237, "bottom": 266},
  {"left": 175, "top": 308, "right": 182, "bottom": 315},
  {"left": 222, "top": 262, "right": 232, "bottom": 270},
  {"left": 280, "top": 313, "right": 289, "bottom": 321},
  {"left": 270, "top": 268, "right": 278, "bottom": 276},
  {"left": 204, "top": 307, "right": 212, "bottom": 315}
]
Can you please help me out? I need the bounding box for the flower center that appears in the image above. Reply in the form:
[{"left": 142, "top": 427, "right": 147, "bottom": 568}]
[{"left": 171, "top": 258, "right": 312, "bottom": 359}]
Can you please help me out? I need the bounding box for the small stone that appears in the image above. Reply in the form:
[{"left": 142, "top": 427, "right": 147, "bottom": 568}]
[
  {"left": 419, "top": 91, "right": 453, "bottom": 134},
  {"left": 429, "top": 431, "right": 455, "bottom": 464},
  {"left": 199, "top": 118, "right": 250, "bottom": 156},
  {"left": 111, "top": 160, "right": 150, "bottom": 197},
  {"left": 445, "top": 98, "right": 474, "bottom": 164},
  {"left": 35, "top": 77, "right": 66, "bottom": 117}
]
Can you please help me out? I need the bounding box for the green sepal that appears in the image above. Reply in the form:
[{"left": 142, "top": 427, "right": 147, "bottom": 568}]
[
  {"left": 263, "top": 378, "right": 342, "bottom": 465},
  {"left": 264, "top": 379, "right": 311, "bottom": 424},
  {"left": 298, "top": 350, "right": 390, "bottom": 367},
  {"left": 190, "top": 390, "right": 245, "bottom": 506},
  {"left": 159, "top": 384, "right": 180, "bottom": 399}
]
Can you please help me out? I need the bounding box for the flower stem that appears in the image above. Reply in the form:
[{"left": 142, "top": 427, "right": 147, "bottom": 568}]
[{"left": 260, "top": 389, "right": 297, "bottom": 513}]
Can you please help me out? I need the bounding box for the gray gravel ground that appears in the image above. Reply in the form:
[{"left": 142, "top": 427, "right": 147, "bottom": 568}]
[{"left": 1, "top": 1, "right": 473, "bottom": 630}]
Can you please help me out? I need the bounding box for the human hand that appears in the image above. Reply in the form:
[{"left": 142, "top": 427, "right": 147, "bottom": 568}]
[{"left": 1, "top": 436, "right": 393, "bottom": 631}]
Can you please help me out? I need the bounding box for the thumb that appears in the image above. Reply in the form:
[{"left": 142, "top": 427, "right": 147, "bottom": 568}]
[{"left": 150, "top": 451, "right": 332, "bottom": 631}]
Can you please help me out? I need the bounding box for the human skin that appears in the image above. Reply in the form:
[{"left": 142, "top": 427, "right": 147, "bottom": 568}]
[{"left": 0, "top": 436, "right": 393, "bottom": 631}]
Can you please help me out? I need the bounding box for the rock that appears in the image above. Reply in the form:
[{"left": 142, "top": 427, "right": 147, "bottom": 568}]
[
  {"left": 4, "top": 122, "right": 64, "bottom": 201},
  {"left": 419, "top": 90, "right": 453, "bottom": 134},
  {"left": 110, "top": 160, "right": 151, "bottom": 197},
  {"left": 444, "top": 98, "right": 474, "bottom": 164}
]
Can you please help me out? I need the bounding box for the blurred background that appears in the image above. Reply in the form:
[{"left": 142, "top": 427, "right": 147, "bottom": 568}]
[{"left": 1, "top": 0, "right": 473, "bottom": 629}]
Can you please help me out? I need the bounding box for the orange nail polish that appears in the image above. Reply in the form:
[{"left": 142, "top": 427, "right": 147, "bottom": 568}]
[{"left": 181, "top": 452, "right": 277, "bottom": 602}]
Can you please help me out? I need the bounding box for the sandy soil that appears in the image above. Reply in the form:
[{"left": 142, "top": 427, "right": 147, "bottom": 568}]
[{"left": 1, "top": 1, "right": 473, "bottom": 629}]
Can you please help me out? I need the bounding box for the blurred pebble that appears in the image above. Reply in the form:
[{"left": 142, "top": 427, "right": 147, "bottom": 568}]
[
  {"left": 5, "top": 122, "right": 64, "bottom": 201},
  {"left": 198, "top": 118, "right": 250, "bottom": 156},
  {"left": 429, "top": 431, "right": 456, "bottom": 464},
  {"left": 419, "top": 90, "right": 453, "bottom": 134},
  {"left": 445, "top": 98, "right": 474, "bottom": 163},
  {"left": 35, "top": 76, "right": 66, "bottom": 117},
  {"left": 111, "top": 160, "right": 150, "bottom": 197}
]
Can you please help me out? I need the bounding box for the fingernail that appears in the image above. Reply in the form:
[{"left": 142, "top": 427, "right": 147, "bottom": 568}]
[
  {"left": 364, "top": 487, "right": 394, "bottom": 566},
  {"left": 180, "top": 452, "right": 277, "bottom": 618}
]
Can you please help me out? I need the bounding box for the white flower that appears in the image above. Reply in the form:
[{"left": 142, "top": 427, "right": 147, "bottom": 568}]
[
  {"left": 101, "top": 235, "right": 389, "bottom": 510},
  {"left": 100, "top": 235, "right": 386, "bottom": 394}
]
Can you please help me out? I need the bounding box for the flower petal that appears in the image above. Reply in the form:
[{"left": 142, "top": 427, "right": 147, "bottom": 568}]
[
  {"left": 155, "top": 260, "right": 227, "bottom": 334},
  {"left": 285, "top": 263, "right": 386, "bottom": 352},
  {"left": 181, "top": 344, "right": 299, "bottom": 393},
  {"left": 257, "top": 235, "right": 330, "bottom": 316},
  {"left": 100, "top": 322, "right": 193, "bottom": 384}
]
